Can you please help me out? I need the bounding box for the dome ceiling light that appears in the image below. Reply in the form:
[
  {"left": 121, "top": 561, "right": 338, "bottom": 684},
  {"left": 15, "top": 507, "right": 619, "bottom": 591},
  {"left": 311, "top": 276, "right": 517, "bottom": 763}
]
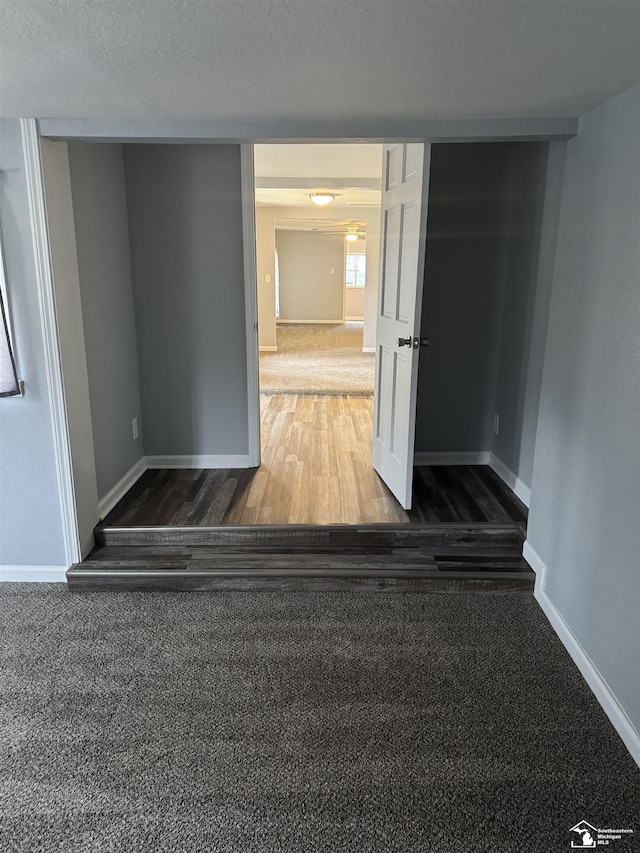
[{"left": 309, "top": 192, "right": 336, "bottom": 206}]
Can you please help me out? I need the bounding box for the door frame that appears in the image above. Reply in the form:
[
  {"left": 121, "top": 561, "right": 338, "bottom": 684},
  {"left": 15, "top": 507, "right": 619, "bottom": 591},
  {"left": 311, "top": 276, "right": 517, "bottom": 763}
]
[
  {"left": 28, "top": 119, "right": 575, "bottom": 566},
  {"left": 240, "top": 144, "right": 261, "bottom": 467}
]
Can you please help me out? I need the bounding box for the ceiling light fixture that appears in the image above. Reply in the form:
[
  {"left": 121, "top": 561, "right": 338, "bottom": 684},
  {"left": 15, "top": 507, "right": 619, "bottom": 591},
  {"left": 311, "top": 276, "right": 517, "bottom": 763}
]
[
  {"left": 345, "top": 232, "right": 359, "bottom": 242},
  {"left": 309, "top": 192, "right": 336, "bottom": 206}
]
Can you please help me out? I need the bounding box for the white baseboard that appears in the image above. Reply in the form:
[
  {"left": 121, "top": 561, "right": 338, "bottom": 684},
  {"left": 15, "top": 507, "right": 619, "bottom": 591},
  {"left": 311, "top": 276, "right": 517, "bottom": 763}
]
[
  {"left": 362, "top": 346, "right": 375, "bottom": 353},
  {"left": 522, "top": 540, "right": 546, "bottom": 577},
  {"left": 145, "top": 454, "right": 253, "bottom": 469},
  {"left": 345, "top": 315, "right": 364, "bottom": 321},
  {"left": 414, "top": 451, "right": 491, "bottom": 466},
  {"left": 276, "top": 319, "right": 343, "bottom": 325},
  {"left": 526, "top": 541, "right": 640, "bottom": 768},
  {"left": 489, "top": 453, "right": 531, "bottom": 507},
  {"left": 259, "top": 345, "right": 277, "bottom": 352},
  {"left": 0, "top": 565, "right": 68, "bottom": 582},
  {"left": 98, "top": 457, "right": 146, "bottom": 520}
]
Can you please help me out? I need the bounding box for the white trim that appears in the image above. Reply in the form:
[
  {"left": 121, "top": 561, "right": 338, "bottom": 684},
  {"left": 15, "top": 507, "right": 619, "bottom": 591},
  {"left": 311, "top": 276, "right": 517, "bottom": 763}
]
[
  {"left": 527, "top": 541, "right": 640, "bottom": 768},
  {"left": 276, "top": 319, "right": 343, "bottom": 325},
  {"left": 522, "top": 540, "right": 546, "bottom": 577},
  {"left": 345, "top": 315, "right": 365, "bottom": 321},
  {"left": 488, "top": 453, "right": 531, "bottom": 507},
  {"left": 362, "top": 346, "right": 375, "bottom": 353},
  {"left": 0, "top": 565, "right": 67, "bottom": 582},
  {"left": 98, "top": 457, "right": 146, "bottom": 520},
  {"left": 414, "top": 451, "right": 491, "bottom": 466},
  {"left": 21, "top": 119, "right": 81, "bottom": 566},
  {"left": 241, "top": 144, "right": 261, "bottom": 467},
  {"left": 145, "top": 454, "right": 253, "bottom": 469},
  {"left": 259, "top": 345, "right": 278, "bottom": 352}
]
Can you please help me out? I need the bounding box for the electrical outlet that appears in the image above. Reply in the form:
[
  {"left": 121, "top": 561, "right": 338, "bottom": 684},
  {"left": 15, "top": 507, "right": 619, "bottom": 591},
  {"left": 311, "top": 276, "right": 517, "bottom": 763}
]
[
  {"left": 265, "top": 274, "right": 271, "bottom": 284},
  {"left": 132, "top": 417, "right": 138, "bottom": 440},
  {"left": 493, "top": 413, "right": 500, "bottom": 435}
]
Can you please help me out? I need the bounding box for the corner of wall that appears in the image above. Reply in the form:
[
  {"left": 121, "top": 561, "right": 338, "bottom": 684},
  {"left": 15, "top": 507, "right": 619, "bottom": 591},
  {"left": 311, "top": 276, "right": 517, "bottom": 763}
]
[{"left": 524, "top": 540, "right": 640, "bottom": 768}]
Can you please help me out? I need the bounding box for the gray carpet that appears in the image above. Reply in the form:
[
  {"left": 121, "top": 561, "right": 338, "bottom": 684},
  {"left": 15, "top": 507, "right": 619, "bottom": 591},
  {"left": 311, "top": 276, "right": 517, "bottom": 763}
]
[
  {"left": 1, "top": 586, "right": 638, "bottom": 852},
  {"left": 259, "top": 323, "right": 375, "bottom": 395}
]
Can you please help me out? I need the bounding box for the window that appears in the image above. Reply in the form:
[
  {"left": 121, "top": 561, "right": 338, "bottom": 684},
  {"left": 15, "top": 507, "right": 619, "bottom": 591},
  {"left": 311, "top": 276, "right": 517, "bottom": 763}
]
[
  {"left": 0, "top": 233, "right": 20, "bottom": 397},
  {"left": 345, "top": 251, "right": 366, "bottom": 288}
]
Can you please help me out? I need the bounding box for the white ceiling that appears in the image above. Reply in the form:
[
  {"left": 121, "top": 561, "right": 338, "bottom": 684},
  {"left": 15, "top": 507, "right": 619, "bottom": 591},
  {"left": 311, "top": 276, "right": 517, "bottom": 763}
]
[
  {"left": 254, "top": 143, "right": 382, "bottom": 208},
  {"left": 1, "top": 1, "right": 638, "bottom": 120},
  {"left": 254, "top": 145, "right": 383, "bottom": 179},
  {"left": 275, "top": 218, "right": 367, "bottom": 235}
]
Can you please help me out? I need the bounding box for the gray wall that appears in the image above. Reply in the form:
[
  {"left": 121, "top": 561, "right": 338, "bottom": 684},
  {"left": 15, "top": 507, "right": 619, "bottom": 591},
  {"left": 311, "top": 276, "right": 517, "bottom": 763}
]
[
  {"left": 124, "top": 144, "right": 248, "bottom": 457},
  {"left": 492, "top": 142, "right": 566, "bottom": 486},
  {"left": 68, "top": 142, "right": 143, "bottom": 499},
  {"left": 490, "top": 142, "right": 554, "bottom": 485},
  {"left": 527, "top": 84, "right": 640, "bottom": 733},
  {"left": 0, "top": 120, "right": 67, "bottom": 567},
  {"left": 415, "top": 143, "right": 511, "bottom": 453},
  {"left": 415, "top": 141, "right": 554, "bottom": 490},
  {"left": 276, "top": 230, "right": 345, "bottom": 322}
]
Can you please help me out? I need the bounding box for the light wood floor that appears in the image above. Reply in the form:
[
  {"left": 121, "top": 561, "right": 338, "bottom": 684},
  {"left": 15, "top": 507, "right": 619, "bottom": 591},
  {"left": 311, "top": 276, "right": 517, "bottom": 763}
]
[
  {"left": 234, "top": 394, "right": 406, "bottom": 524},
  {"left": 100, "top": 395, "right": 528, "bottom": 528}
]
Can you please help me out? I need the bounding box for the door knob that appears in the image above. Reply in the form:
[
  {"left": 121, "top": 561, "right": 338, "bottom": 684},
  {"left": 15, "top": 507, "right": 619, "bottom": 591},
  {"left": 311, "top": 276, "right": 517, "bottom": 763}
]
[{"left": 397, "top": 336, "right": 429, "bottom": 349}]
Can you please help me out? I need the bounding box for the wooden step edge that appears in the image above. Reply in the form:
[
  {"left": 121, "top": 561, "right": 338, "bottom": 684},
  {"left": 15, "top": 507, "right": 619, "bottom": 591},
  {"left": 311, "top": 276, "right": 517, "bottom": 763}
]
[
  {"left": 87, "top": 544, "right": 527, "bottom": 557},
  {"left": 94, "top": 522, "right": 526, "bottom": 535},
  {"left": 94, "top": 523, "right": 526, "bottom": 547},
  {"left": 75, "top": 556, "right": 533, "bottom": 572},
  {"left": 77, "top": 555, "right": 439, "bottom": 569},
  {"left": 67, "top": 565, "right": 533, "bottom": 580},
  {"left": 66, "top": 572, "right": 534, "bottom": 593}
]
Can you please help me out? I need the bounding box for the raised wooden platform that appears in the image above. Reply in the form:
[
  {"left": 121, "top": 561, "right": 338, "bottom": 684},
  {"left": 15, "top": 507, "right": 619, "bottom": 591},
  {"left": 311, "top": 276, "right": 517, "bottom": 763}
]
[
  {"left": 67, "top": 522, "right": 533, "bottom": 592},
  {"left": 69, "top": 462, "right": 532, "bottom": 593}
]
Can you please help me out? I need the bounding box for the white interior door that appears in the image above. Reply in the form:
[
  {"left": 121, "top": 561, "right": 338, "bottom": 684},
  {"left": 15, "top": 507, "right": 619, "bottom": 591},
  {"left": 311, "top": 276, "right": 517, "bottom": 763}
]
[{"left": 372, "top": 143, "right": 431, "bottom": 509}]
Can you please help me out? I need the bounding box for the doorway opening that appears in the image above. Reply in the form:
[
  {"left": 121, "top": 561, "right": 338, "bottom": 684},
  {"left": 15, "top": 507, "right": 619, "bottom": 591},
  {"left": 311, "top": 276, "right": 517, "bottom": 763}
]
[
  {"left": 94, "top": 140, "right": 540, "bottom": 530},
  {"left": 249, "top": 143, "right": 393, "bottom": 524},
  {"left": 46, "top": 136, "right": 548, "bottom": 547}
]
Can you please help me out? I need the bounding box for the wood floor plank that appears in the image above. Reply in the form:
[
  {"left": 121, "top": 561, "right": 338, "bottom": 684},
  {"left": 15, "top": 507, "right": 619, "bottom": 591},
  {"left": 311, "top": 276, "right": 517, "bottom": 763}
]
[
  {"left": 414, "top": 467, "right": 461, "bottom": 522},
  {"left": 452, "top": 465, "right": 512, "bottom": 523},
  {"left": 474, "top": 465, "right": 528, "bottom": 523},
  {"left": 428, "top": 466, "right": 486, "bottom": 523},
  {"left": 453, "top": 465, "right": 509, "bottom": 522}
]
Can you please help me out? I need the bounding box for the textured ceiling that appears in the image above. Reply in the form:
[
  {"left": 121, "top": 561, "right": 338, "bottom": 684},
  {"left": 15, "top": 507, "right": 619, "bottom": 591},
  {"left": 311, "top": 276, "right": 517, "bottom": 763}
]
[{"left": 1, "top": 1, "right": 638, "bottom": 120}]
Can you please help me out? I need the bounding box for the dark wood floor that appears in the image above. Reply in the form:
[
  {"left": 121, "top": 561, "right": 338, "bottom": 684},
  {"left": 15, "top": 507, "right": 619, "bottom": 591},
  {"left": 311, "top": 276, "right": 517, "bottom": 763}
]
[
  {"left": 83, "top": 395, "right": 532, "bottom": 593},
  {"left": 100, "top": 463, "right": 527, "bottom": 530},
  {"left": 99, "top": 396, "right": 527, "bottom": 528}
]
